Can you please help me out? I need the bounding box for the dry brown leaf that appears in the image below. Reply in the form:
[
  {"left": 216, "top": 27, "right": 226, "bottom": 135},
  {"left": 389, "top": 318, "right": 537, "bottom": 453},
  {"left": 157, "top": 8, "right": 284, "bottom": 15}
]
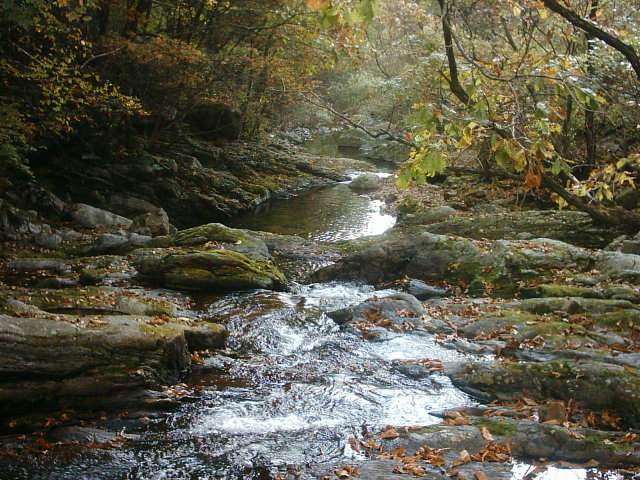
[
  {"left": 480, "top": 427, "right": 494, "bottom": 442},
  {"left": 473, "top": 471, "right": 489, "bottom": 480},
  {"left": 451, "top": 449, "right": 472, "bottom": 467},
  {"left": 380, "top": 427, "right": 400, "bottom": 440}
]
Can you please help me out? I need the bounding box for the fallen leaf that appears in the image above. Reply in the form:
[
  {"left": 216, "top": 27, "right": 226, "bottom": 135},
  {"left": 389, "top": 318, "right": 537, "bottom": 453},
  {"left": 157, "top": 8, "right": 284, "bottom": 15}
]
[
  {"left": 480, "top": 426, "right": 494, "bottom": 441},
  {"left": 380, "top": 426, "right": 400, "bottom": 440}
]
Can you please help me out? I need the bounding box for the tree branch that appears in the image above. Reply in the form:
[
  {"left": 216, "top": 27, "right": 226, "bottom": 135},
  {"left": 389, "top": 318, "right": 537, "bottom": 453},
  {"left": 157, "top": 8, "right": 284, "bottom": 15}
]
[
  {"left": 301, "top": 92, "right": 417, "bottom": 148},
  {"left": 542, "top": 0, "right": 640, "bottom": 80}
]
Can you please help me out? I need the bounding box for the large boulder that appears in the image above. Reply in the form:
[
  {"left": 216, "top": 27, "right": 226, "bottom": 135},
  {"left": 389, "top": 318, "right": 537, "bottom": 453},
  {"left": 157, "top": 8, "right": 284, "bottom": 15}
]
[
  {"left": 70, "top": 203, "right": 133, "bottom": 230},
  {"left": 0, "top": 314, "right": 190, "bottom": 416},
  {"left": 130, "top": 208, "right": 171, "bottom": 237},
  {"left": 328, "top": 293, "right": 425, "bottom": 328},
  {"left": 133, "top": 248, "right": 286, "bottom": 291},
  {"left": 349, "top": 173, "right": 381, "bottom": 192},
  {"left": 448, "top": 360, "right": 640, "bottom": 428},
  {"left": 319, "top": 229, "right": 593, "bottom": 296},
  {"left": 167, "top": 223, "right": 270, "bottom": 260}
]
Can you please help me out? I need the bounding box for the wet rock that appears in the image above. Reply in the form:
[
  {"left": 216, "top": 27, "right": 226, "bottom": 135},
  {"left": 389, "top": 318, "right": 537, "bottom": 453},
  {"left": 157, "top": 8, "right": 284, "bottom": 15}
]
[
  {"left": 46, "top": 426, "right": 139, "bottom": 444},
  {"left": 133, "top": 248, "right": 286, "bottom": 292},
  {"left": 0, "top": 314, "right": 190, "bottom": 416},
  {"left": 70, "top": 203, "right": 133, "bottom": 230},
  {"left": 183, "top": 323, "right": 228, "bottom": 350},
  {"left": 448, "top": 360, "right": 640, "bottom": 427},
  {"left": 327, "top": 293, "right": 425, "bottom": 327},
  {"left": 349, "top": 173, "right": 381, "bottom": 192},
  {"left": 130, "top": 208, "right": 171, "bottom": 237}
]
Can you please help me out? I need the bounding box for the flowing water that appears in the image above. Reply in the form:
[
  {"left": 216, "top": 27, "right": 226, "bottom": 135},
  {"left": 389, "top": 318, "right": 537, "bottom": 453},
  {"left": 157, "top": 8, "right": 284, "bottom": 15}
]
[{"left": 1, "top": 174, "right": 630, "bottom": 479}]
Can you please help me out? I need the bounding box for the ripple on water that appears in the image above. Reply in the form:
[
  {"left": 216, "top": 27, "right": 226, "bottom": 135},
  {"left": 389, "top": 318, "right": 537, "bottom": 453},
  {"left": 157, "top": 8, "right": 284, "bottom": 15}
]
[{"left": 229, "top": 181, "right": 396, "bottom": 241}]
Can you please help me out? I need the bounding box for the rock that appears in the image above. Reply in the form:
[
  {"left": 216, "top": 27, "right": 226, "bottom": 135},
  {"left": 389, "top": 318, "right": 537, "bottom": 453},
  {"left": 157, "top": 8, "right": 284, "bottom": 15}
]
[
  {"left": 615, "top": 187, "right": 640, "bottom": 210},
  {"left": 0, "top": 314, "right": 190, "bottom": 416},
  {"left": 316, "top": 229, "right": 592, "bottom": 297},
  {"left": 539, "top": 400, "right": 568, "bottom": 423},
  {"left": 7, "top": 258, "right": 71, "bottom": 274},
  {"left": 595, "top": 251, "right": 640, "bottom": 282},
  {"left": 133, "top": 248, "right": 286, "bottom": 292},
  {"left": 409, "top": 210, "right": 620, "bottom": 249},
  {"left": 82, "top": 232, "right": 152, "bottom": 256},
  {"left": 33, "top": 277, "right": 79, "bottom": 289},
  {"left": 448, "top": 360, "right": 640, "bottom": 427},
  {"left": 327, "top": 293, "right": 425, "bottom": 328},
  {"left": 622, "top": 239, "right": 640, "bottom": 255},
  {"left": 108, "top": 194, "right": 162, "bottom": 217},
  {"left": 349, "top": 173, "right": 381, "bottom": 192},
  {"left": 115, "top": 295, "right": 178, "bottom": 317},
  {"left": 508, "top": 297, "right": 636, "bottom": 315},
  {"left": 35, "top": 231, "right": 64, "bottom": 249},
  {"left": 183, "top": 323, "right": 228, "bottom": 350},
  {"left": 405, "top": 279, "right": 449, "bottom": 300},
  {"left": 4, "top": 286, "right": 179, "bottom": 317},
  {"left": 70, "top": 203, "right": 133, "bottom": 230},
  {"left": 130, "top": 209, "right": 171, "bottom": 237},
  {"left": 169, "top": 223, "right": 271, "bottom": 260},
  {"left": 400, "top": 205, "right": 458, "bottom": 226},
  {"left": 46, "top": 426, "right": 139, "bottom": 444}
]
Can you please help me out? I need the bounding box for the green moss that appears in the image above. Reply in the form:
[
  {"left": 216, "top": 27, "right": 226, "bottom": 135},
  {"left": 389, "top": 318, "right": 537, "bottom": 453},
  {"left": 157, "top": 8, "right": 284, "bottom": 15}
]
[
  {"left": 474, "top": 418, "right": 517, "bottom": 438},
  {"left": 172, "top": 223, "right": 258, "bottom": 247},
  {"left": 521, "top": 284, "right": 604, "bottom": 299}
]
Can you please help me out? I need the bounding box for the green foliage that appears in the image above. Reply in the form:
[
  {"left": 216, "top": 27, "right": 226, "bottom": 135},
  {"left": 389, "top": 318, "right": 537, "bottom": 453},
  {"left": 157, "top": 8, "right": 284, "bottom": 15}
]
[{"left": 0, "top": 0, "right": 142, "bottom": 168}]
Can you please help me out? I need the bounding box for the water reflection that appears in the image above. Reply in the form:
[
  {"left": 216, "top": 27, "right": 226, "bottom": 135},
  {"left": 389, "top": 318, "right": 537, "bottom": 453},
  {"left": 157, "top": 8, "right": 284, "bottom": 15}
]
[{"left": 230, "top": 181, "right": 396, "bottom": 241}]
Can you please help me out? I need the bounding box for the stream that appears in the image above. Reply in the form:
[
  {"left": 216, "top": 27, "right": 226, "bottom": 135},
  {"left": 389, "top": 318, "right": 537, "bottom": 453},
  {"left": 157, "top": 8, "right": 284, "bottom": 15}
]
[{"left": 2, "top": 172, "right": 629, "bottom": 480}]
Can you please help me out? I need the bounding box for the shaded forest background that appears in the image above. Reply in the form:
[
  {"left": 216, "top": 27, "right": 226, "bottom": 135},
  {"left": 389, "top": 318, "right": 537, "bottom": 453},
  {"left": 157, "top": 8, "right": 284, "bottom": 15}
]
[{"left": 2, "top": 0, "right": 640, "bottom": 228}]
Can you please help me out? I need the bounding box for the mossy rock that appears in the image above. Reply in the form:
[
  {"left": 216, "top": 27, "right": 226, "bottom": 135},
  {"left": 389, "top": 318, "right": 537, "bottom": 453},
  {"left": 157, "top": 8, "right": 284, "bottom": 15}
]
[
  {"left": 166, "top": 223, "right": 271, "bottom": 261},
  {"left": 134, "top": 248, "right": 286, "bottom": 292},
  {"left": 450, "top": 360, "right": 640, "bottom": 427},
  {"left": 317, "top": 230, "right": 592, "bottom": 297},
  {"left": 421, "top": 210, "right": 621, "bottom": 249},
  {"left": 512, "top": 297, "right": 637, "bottom": 315},
  {"left": 6, "top": 286, "right": 178, "bottom": 317},
  {"left": 522, "top": 283, "right": 640, "bottom": 303}
]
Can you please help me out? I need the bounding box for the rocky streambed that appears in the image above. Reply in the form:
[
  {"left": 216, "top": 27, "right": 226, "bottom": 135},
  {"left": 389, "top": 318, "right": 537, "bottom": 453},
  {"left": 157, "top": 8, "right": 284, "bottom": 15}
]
[{"left": 1, "top": 163, "right": 640, "bottom": 479}]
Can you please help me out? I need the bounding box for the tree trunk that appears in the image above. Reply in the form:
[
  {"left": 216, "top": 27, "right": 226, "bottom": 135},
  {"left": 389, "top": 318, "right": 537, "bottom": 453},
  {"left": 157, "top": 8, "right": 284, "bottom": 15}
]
[
  {"left": 437, "top": 0, "right": 470, "bottom": 105},
  {"left": 584, "top": 0, "right": 599, "bottom": 171}
]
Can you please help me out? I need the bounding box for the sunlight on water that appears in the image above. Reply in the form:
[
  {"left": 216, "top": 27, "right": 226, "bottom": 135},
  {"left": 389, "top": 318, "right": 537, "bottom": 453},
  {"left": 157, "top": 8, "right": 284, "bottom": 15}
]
[{"left": 230, "top": 178, "right": 396, "bottom": 241}]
